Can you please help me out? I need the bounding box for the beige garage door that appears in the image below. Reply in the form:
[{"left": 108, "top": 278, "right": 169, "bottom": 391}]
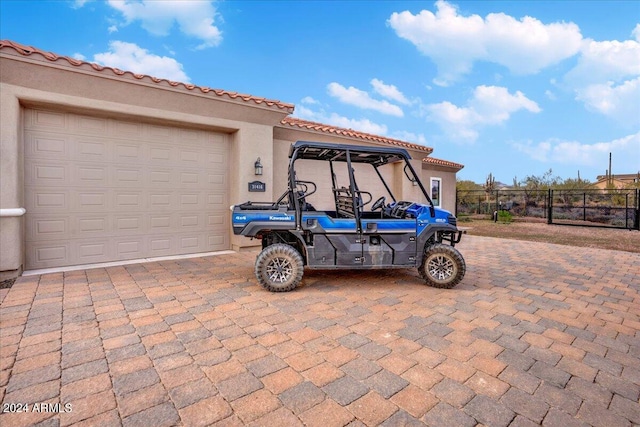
[{"left": 24, "top": 108, "right": 230, "bottom": 270}]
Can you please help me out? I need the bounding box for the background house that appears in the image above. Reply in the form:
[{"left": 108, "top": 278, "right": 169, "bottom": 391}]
[
  {"left": 0, "top": 40, "right": 463, "bottom": 279},
  {"left": 594, "top": 173, "right": 640, "bottom": 190}
]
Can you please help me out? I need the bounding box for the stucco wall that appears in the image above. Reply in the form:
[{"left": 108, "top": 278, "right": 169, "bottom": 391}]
[
  {"left": 422, "top": 166, "right": 458, "bottom": 213},
  {"left": 0, "top": 52, "right": 290, "bottom": 272},
  {"left": 0, "top": 85, "right": 24, "bottom": 278}
]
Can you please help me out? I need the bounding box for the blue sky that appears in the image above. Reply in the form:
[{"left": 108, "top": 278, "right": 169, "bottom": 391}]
[{"left": 1, "top": 0, "right": 639, "bottom": 184}]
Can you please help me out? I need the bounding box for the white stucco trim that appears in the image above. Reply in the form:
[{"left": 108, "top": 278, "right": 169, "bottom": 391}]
[{"left": 0, "top": 208, "right": 26, "bottom": 217}]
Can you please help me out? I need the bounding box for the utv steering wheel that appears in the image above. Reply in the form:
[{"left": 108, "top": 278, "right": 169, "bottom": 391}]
[{"left": 371, "top": 196, "right": 386, "bottom": 211}]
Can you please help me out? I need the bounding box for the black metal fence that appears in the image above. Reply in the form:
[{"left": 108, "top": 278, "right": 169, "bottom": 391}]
[{"left": 456, "top": 188, "right": 640, "bottom": 230}]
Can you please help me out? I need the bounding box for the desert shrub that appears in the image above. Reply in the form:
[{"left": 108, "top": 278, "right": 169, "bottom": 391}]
[{"left": 498, "top": 211, "right": 513, "bottom": 223}]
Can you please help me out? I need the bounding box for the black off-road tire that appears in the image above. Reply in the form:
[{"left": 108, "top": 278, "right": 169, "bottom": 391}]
[
  {"left": 419, "top": 244, "right": 465, "bottom": 289},
  {"left": 255, "top": 244, "right": 304, "bottom": 292}
]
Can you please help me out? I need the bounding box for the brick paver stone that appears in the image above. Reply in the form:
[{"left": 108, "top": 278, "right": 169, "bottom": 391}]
[
  {"left": 348, "top": 391, "right": 398, "bottom": 426},
  {"left": 0, "top": 237, "right": 638, "bottom": 426},
  {"left": 423, "top": 402, "right": 477, "bottom": 427},
  {"left": 278, "top": 381, "right": 325, "bottom": 414},
  {"left": 323, "top": 376, "right": 370, "bottom": 406}
]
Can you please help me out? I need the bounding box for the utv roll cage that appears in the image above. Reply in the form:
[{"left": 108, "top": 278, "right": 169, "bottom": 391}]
[{"left": 287, "top": 141, "right": 436, "bottom": 230}]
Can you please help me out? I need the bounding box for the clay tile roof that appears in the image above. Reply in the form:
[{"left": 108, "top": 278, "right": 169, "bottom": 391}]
[
  {"left": 0, "top": 39, "right": 295, "bottom": 113},
  {"left": 280, "top": 116, "right": 433, "bottom": 154},
  {"left": 422, "top": 156, "right": 464, "bottom": 170}
]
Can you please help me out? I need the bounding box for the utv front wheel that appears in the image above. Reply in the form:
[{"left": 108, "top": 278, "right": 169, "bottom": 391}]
[
  {"left": 419, "top": 244, "right": 465, "bottom": 289},
  {"left": 255, "top": 244, "right": 304, "bottom": 292}
]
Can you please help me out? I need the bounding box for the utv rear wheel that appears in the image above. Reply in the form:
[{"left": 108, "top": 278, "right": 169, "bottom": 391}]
[
  {"left": 419, "top": 244, "right": 465, "bottom": 289},
  {"left": 255, "top": 244, "right": 304, "bottom": 292}
]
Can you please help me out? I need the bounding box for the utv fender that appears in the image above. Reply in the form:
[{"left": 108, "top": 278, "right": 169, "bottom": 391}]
[{"left": 416, "top": 224, "right": 461, "bottom": 250}]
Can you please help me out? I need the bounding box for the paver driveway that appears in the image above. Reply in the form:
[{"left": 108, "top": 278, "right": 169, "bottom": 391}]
[{"left": 1, "top": 235, "right": 639, "bottom": 427}]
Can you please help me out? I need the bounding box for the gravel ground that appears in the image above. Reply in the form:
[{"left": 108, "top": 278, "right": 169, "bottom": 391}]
[{"left": 464, "top": 219, "right": 639, "bottom": 253}]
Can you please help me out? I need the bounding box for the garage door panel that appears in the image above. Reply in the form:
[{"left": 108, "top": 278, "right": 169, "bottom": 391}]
[
  {"left": 115, "top": 238, "right": 145, "bottom": 259},
  {"left": 180, "top": 193, "right": 202, "bottom": 209},
  {"left": 149, "top": 169, "right": 173, "bottom": 187},
  {"left": 115, "top": 191, "right": 145, "bottom": 212},
  {"left": 25, "top": 133, "right": 69, "bottom": 160},
  {"left": 114, "top": 215, "right": 145, "bottom": 234},
  {"left": 179, "top": 213, "right": 202, "bottom": 228},
  {"left": 75, "top": 164, "right": 109, "bottom": 187},
  {"left": 27, "top": 242, "right": 70, "bottom": 268},
  {"left": 26, "top": 191, "right": 69, "bottom": 212},
  {"left": 109, "top": 119, "right": 142, "bottom": 138},
  {"left": 149, "top": 235, "right": 174, "bottom": 255},
  {"left": 26, "top": 161, "right": 68, "bottom": 187},
  {"left": 114, "top": 142, "right": 144, "bottom": 164},
  {"left": 148, "top": 145, "right": 174, "bottom": 164},
  {"left": 28, "top": 109, "right": 67, "bottom": 130},
  {"left": 208, "top": 214, "right": 225, "bottom": 226},
  {"left": 147, "top": 124, "right": 174, "bottom": 141},
  {"left": 25, "top": 108, "right": 230, "bottom": 269},
  {"left": 77, "top": 239, "right": 110, "bottom": 262},
  {"left": 76, "top": 115, "right": 109, "bottom": 135},
  {"left": 77, "top": 215, "right": 110, "bottom": 235},
  {"left": 149, "top": 192, "right": 173, "bottom": 210},
  {"left": 114, "top": 166, "right": 144, "bottom": 187},
  {"left": 180, "top": 234, "right": 201, "bottom": 251},
  {"left": 27, "top": 215, "right": 69, "bottom": 241},
  {"left": 75, "top": 190, "right": 109, "bottom": 212},
  {"left": 74, "top": 137, "right": 109, "bottom": 162},
  {"left": 208, "top": 234, "right": 226, "bottom": 249},
  {"left": 207, "top": 193, "right": 227, "bottom": 207},
  {"left": 207, "top": 151, "right": 226, "bottom": 164}
]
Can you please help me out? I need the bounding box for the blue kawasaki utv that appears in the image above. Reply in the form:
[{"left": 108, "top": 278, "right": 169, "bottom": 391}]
[{"left": 232, "top": 141, "right": 465, "bottom": 291}]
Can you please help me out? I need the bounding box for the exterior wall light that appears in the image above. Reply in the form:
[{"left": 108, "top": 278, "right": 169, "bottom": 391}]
[{"left": 254, "top": 157, "right": 263, "bottom": 176}]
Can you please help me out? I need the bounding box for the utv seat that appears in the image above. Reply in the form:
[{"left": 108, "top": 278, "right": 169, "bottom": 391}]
[
  {"left": 334, "top": 187, "right": 356, "bottom": 218},
  {"left": 297, "top": 191, "right": 316, "bottom": 211}
]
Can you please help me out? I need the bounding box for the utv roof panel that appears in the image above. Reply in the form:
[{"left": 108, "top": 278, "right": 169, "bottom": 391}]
[{"left": 290, "top": 141, "right": 411, "bottom": 166}]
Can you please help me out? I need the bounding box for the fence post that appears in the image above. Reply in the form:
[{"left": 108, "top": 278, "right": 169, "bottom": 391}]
[
  {"left": 625, "top": 193, "right": 629, "bottom": 229},
  {"left": 547, "top": 189, "right": 553, "bottom": 224},
  {"left": 583, "top": 192, "right": 586, "bottom": 222},
  {"left": 635, "top": 189, "right": 640, "bottom": 231}
]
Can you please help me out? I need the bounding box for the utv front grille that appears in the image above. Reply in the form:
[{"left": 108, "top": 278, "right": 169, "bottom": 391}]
[{"left": 448, "top": 215, "right": 457, "bottom": 226}]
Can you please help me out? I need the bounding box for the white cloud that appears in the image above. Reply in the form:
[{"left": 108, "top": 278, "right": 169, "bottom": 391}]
[
  {"left": 93, "top": 41, "right": 190, "bottom": 82},
  {"left": 391, "top": 130, "right": 428, "bottom": 145},
  {"left": 301, "top": 96, "right": 320, "bottom": 105},
  {"left": 388, "top": 0, "right": 582, "bottom": 85},
  {"left": 294, "top": 105, "right": 389, "bottom": 136},
  {"left": 327, "top": 82, "right": 404, "bottom": 117},
  {"left": 108, "top": 25, "right": 118, "bottom": 33},
  {"left": 370, "top": 78, "right": 411, "bottom": 105},
  {"left": 72, "top": 0, "right": 91, "bottom": 8},
  {"left": 513, "top": 132, "right": 640, "bottom": 166},
  {"left": 73, "top": 53, "right": 87, "bottom": 61},
  {"left": 564, "top": 34, "right": 640, "bottom": 126},
  {"left": 106, "top": 0, "right": 222, "bottom": 49},
  {"left": 576, "top": 77, "right": 640, "bottom": 126},
  {"left": 424, "top": 85, "right": 540, "bottom": 143},
  {"left": 565, "top": 38, "right": 640, "bottom": 86}
]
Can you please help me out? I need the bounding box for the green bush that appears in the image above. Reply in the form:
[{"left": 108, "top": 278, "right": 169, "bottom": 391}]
[{"left": 498, "top": 210, "right": 513, "bottom": 223}]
